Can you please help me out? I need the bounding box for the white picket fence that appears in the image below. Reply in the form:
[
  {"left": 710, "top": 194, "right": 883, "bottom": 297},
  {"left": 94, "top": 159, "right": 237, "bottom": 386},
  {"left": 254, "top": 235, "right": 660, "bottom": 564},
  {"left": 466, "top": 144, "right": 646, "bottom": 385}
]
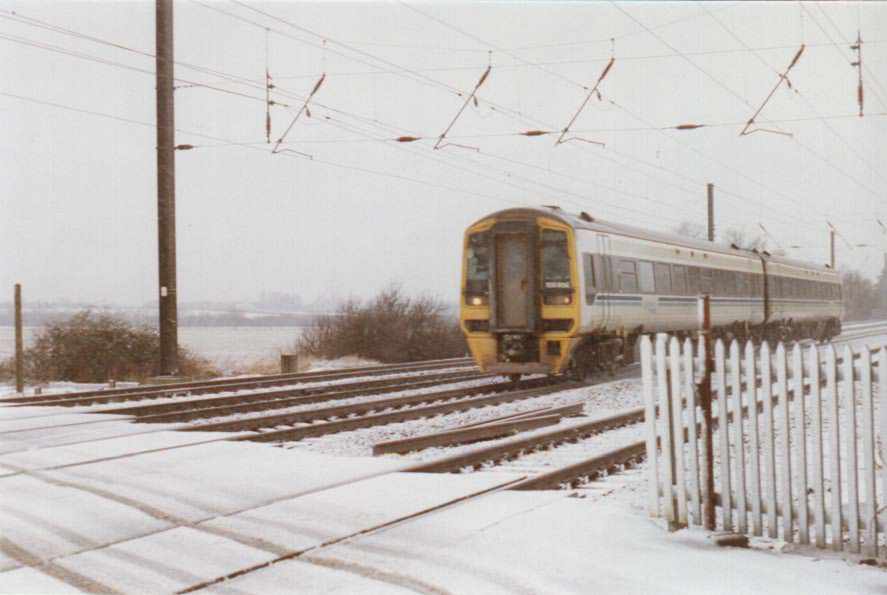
[{"left": 641, "top": 334, "right": 886, "bottom": 558}]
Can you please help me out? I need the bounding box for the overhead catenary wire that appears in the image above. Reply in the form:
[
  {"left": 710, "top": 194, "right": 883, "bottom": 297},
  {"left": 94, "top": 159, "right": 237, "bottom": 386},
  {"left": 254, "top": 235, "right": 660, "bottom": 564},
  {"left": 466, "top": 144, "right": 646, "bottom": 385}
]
[
  {"left": 3, "top": 2, "right": 884, "bottom": 258},
  {"left": 611, "top": 2, "right": 884, "bottom": 214},
  {"left": 701, "top": 6, "right": 887, "bottom": 188}
]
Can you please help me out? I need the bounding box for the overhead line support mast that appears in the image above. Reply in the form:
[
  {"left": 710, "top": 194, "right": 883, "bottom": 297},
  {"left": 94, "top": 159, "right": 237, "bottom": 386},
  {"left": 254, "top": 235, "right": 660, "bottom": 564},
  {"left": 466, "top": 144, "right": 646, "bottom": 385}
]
[{"left": 156, "top": 0, "right": 178, "bottom": 375}]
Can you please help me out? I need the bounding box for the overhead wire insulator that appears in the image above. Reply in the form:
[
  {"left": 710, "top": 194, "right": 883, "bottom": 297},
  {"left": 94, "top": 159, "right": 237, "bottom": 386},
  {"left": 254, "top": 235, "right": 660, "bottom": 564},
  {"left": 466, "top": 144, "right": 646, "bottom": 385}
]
[
  {"left": 395, "top": 136, "right": 422, "bottom": 143},
  {"left": 851, "top": 31, "right": 864, "bottom": 117},
  {"left": 520, "top": 130, "right": 550, "bottom": 137},
  {"left": 672, "top": 123, "right": 706, "bottom": 130}
]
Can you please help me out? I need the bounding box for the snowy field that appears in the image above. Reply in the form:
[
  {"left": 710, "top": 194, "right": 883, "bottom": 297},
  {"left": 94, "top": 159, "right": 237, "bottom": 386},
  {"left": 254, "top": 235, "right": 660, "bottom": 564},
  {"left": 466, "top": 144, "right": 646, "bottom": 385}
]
[{"left": 1, "top": 331, "right": 885, "bottom": 592}]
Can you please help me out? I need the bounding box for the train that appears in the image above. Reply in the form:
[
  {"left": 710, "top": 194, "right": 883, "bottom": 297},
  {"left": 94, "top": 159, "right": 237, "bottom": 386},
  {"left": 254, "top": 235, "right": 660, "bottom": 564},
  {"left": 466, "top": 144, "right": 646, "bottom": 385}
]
[{"left": 460, "top": 206, "right": 844, "bottom": 380}]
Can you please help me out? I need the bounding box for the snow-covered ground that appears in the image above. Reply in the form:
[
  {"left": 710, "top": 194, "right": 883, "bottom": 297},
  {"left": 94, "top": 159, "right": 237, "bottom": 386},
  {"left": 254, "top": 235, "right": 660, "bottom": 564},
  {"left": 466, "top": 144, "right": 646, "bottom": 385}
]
[{"left": 1, "top": 336, "right": 885, "bottom": 592}]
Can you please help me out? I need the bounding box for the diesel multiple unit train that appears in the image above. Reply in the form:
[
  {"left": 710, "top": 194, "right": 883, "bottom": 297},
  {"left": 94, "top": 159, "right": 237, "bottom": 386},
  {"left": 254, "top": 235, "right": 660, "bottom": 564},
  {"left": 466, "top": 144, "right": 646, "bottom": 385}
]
[{"left": 460, "top": 206, "right": 844, "bottom": 379}]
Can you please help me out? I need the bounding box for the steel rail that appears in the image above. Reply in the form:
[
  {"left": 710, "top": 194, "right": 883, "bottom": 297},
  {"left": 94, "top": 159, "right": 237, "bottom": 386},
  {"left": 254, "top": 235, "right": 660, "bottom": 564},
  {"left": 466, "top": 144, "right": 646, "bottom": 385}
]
[
  {"left": 509, "top": 441, "right": 647, "bottom": 490},
  {"left": 406, "top": 406, "right": 645, "bottom": 474},
  {"left": 372, "top": 403, "right": 584, "bottom": 455},
  {"left": 185, "top": 377, "right": 557, "bottom": 434},
  {"left": 100, "top": 370, "right": 489, "bottom": 420},
  {"left": 224, "top": 381, "right": 570, "bottom": 443},
  {"left": 0, "top": 357, "right": 474, "bottom": 404}
]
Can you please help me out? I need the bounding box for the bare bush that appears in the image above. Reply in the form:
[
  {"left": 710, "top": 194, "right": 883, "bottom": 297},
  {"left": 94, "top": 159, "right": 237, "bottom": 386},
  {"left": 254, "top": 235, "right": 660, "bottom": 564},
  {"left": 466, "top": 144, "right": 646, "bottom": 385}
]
[
  {"left": 0, "top": 311, "right": 218, "bottom": 383},
  {"left": 296, "top": 286, "right": 466, "bottom": 363}
]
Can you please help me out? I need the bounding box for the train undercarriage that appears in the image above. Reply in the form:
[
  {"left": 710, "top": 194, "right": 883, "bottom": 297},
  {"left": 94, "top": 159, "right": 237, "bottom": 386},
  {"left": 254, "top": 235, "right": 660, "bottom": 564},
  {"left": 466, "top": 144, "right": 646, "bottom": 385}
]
[{"left": 518, "top": 316, "right": 844, "bottom": 384}]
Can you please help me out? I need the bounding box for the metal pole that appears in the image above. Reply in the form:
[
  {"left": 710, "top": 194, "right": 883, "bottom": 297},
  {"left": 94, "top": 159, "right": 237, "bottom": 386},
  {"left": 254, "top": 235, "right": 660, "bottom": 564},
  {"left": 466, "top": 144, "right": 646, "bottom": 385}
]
[
  {"left": 156, "top": 0, "right": 178, "bottom": 375},
  {"left": 14, "top": 284, "right": 23, "bottom": 394},
  {"left": 706, "top": 183, "right": 715, "bottom": 242},
  {"left": 829, "top": 228, "right": 835, "bottom": 269},
  {"left": 698, "top": 295, "right": 716, "bottom": 530}
]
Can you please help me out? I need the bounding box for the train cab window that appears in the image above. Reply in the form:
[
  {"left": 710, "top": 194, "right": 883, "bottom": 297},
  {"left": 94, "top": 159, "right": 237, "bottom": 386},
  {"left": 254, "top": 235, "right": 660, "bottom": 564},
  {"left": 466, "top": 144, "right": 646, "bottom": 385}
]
[
  {"left": 465, "top": 232, "right": 490, "bottom": 295},
  {"left": 618, "top": 259, "right": 639, "bottom": 293},
  {"left": 700, "top": 268, "right": 713, "bottom": 294},
  {"left": 541, "top": 230, "right": 571, "bottom": 289},
  {"left": 637, "top": 261, "right": 655, "bottom": 293},
  {"left": 671, "top": 265, "right": 687, "bottom": 295},
  {"left": 654, "top": 263, "right": 672, "bottom": 294}
]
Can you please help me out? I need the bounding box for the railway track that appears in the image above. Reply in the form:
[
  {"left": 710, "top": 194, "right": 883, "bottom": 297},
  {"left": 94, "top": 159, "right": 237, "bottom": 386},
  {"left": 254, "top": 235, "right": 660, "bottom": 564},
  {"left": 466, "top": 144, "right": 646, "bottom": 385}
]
[
  {"left": 0, "top": 356, "right": 475, "bottom": 406},
  {"left": 186, "top": 378, "right": 566, "bottom": 442},
  {"left": 98, "top": 369, "right": 490, "bottom": 420}
]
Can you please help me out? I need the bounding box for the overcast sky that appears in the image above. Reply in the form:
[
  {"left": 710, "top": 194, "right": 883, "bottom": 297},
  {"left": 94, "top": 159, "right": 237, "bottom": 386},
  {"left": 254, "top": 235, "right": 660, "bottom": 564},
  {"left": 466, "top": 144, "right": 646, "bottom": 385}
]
[{"left": 2, "top": 1, "right": 886, "bottom": 306}]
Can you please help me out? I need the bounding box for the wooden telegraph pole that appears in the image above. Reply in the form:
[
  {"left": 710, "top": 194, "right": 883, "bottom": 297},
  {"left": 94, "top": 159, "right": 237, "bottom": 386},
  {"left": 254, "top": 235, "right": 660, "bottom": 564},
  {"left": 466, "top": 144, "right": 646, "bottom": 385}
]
[{"left": 156, "top": 0, "right": 178, "bottom": 375}]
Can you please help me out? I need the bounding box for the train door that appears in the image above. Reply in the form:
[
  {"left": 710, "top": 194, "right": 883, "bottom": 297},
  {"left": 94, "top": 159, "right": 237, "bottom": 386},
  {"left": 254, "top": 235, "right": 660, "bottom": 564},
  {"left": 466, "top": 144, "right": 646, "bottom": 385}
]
[
  {"left": 495, "top": 233, "right": 531, "bottom": 329},
  {"left": 596, "top": 234, "right": 612, "bottom": 329}
]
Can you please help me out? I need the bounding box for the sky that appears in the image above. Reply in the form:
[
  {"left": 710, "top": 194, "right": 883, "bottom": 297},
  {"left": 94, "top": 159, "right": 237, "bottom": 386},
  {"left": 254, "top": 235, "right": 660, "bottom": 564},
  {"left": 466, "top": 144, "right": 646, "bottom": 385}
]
[{"left": 2, "top": 1, "right": 886, "bottom": 306}]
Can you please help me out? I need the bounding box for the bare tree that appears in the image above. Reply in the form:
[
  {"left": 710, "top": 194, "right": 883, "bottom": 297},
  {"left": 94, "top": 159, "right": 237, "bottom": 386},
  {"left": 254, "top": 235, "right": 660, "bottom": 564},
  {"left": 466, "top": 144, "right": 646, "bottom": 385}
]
[
  {"left": 841, "top": 270, "right": 879, "bottom": 321},
  {"left": 672, "top": 220, "right": 783, "bottom": 254}
]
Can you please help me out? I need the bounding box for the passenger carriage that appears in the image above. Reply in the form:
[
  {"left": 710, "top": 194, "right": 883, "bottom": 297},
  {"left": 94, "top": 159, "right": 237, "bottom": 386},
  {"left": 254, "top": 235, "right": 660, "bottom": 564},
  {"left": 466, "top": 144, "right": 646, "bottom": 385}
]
[{"left": 460, "top": 206, "right": 843, "bottom": 379}]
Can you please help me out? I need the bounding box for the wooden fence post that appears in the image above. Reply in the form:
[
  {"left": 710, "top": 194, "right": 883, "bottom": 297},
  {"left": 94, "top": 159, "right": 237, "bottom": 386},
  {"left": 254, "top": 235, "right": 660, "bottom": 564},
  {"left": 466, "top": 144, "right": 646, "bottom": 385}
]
[
  {"left": 656, "top": 333, "right": 678, "bottom": 529},
  {"left": 809, "top": 345, "right": 826, "bottom": 548},
  {"left": 697, "top": 296, "right": 716, "bottom": 531},
  {"left": 792, "top": 344, "right": 809, "bottom": 545},
  {"left": 843, "top": 345, "right": 860, "bottom": 553},
  {"left": 669, "top": 337, "right": 688, "bottom": 527},
  {"left": 714, "top": 339, "right": 732, "bottom": 531},
  {"left": 745, "top": 340, "right": 762, "bottom": 536},
  {"left": 775, "top": 344, "right": 793, "bottom": 542},
  {"left": 641, "top": 336, "right": 660, "bottom": 518},
  {"left": 760, "top": 342, "right": 778, "bottom": 538},
  {"left": 825, "top": 345, "right": 843, "bottom": 551},
  {"left": 880, "top": 348, "right": 887, "bottom": 559},
  {"left": 729, "top": 340, "right": 747, "bottom": 535},
  {"left": 858, "top": 347, "right": 877, "bottom": 558},
  {"left": 683, "top": 337, "right": 701, "bottom": 524}
]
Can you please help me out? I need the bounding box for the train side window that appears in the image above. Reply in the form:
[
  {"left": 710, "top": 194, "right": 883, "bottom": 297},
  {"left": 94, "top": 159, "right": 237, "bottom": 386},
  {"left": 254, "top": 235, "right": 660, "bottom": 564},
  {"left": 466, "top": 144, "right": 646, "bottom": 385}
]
[
  {"left": 735, "top": 272, "right": 748, "bottom": 297},
  {"left": 583, "top": 254, "right": 595, "bottom": 303},
  {"left": 618, "top": 259, "right": 639, "bottom": 293},
  {"left": 712, "top": 269, "right": 728, "bottom": 296},
  {"left": 671, "top": 265, "right": 687, "bottom": 295},
  {"left": 700, "top": 268, "right": 713, "bottom": 294},
  {"left": 637, "top": 261, "right": 655, "bottom": 293},
  {"left": 654, "top": 263, "right": 672, "bottom": 294},
  {"left": 686, "top": 266, "right": 701, "bottom": 294}
]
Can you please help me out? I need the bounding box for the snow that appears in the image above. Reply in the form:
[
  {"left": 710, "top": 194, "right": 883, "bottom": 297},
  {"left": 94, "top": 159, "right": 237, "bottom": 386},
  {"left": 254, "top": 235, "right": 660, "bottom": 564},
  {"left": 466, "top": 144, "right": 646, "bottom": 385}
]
[
  {"left": 207, "top": 468, "right": 887, "bottom": 595},
  {"left": 1, "top": 343, "right": 885, "bottom": 592},
  {"left": 283, "top": 376, "right": 644, "bottom": 458}
]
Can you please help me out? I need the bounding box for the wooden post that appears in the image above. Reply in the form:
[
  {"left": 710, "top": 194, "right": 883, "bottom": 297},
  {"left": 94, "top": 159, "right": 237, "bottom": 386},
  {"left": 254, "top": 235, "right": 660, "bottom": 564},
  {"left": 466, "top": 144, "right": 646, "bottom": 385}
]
[
  {"left": 697, "top": 295, "right": 716, "bottom": 531},
  {"left": 14, "top": 283, "right": 24, "bottom": 394},
  {"left": 280, "top": 353, "right": 299, "bottom": 373},
  {"left": 641, "top": 336, "right": 660, "bottom": 517}
]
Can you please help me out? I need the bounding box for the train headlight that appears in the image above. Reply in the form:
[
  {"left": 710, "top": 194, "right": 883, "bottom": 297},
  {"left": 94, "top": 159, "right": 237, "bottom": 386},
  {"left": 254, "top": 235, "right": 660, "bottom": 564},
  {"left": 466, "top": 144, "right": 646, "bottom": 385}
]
[
  {"left": 560, "top": 295, "right": 572, "bottom": 305},
  {"left": 465, "top": 294, "right": 488, "bottom": 306}
]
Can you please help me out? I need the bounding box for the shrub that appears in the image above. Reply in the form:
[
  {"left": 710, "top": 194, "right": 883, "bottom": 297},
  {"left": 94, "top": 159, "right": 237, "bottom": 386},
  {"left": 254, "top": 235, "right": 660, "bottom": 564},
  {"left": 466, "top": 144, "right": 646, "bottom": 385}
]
[
  {"left": 296, "top": 286, "right": 466, "bottom": 363},
  {"left": 1, "top": 311, "right": 218, "bottom": 383}
]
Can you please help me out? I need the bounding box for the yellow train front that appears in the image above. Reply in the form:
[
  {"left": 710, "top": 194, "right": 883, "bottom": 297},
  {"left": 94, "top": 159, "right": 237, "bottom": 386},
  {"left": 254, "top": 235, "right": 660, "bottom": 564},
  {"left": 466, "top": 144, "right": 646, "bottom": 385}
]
[{"left": 460, "top": 208, "right": 580, "bottom": 377}]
